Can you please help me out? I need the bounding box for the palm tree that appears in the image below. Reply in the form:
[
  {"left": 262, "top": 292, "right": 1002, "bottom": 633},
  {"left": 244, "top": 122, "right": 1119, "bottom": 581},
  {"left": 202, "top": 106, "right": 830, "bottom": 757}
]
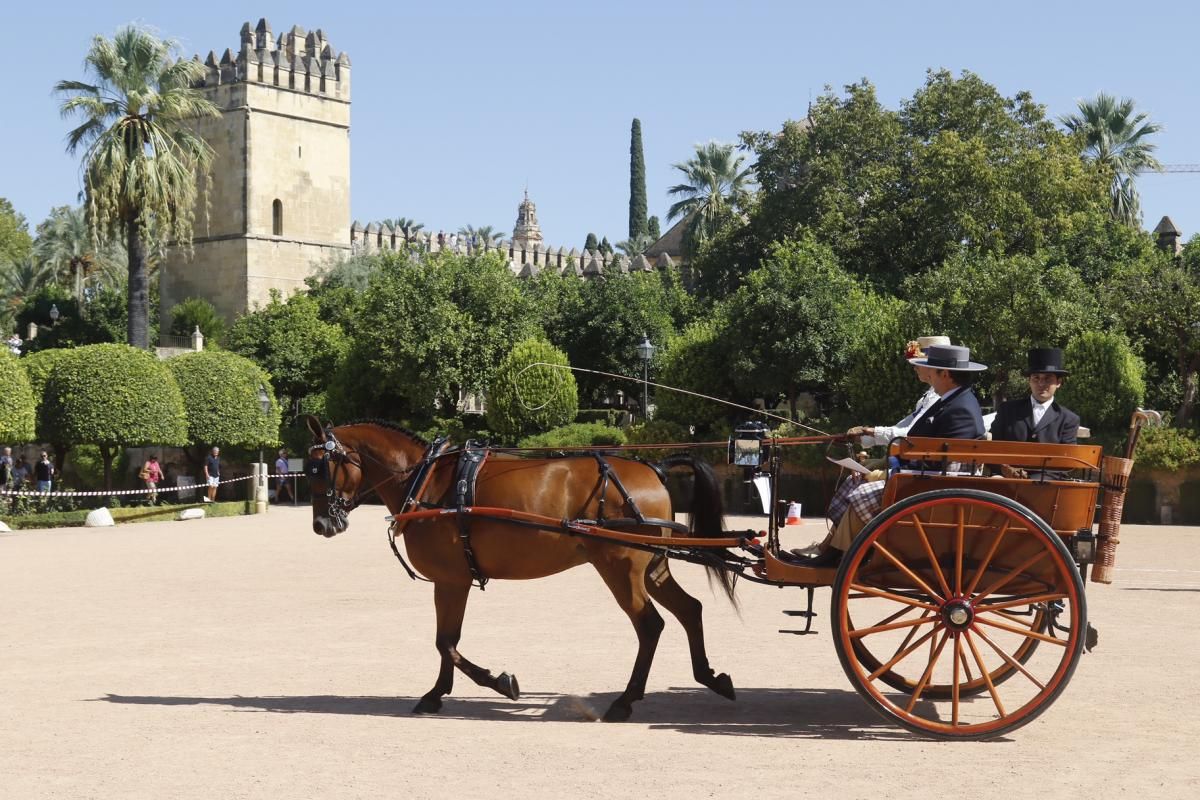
[
  {"left": 666, "top": 141, "right": 754, "bottom": 252},
  {"left": 33, "top": 206, "right": 123, "bottom": 303},
  {"left": 56, "top": 25, "right": 218, "bottom": 349},
  {"left": 616, "top": 232, "right": 654, "bottom": 256},
  {"left": 1060, "top": 93, "right": 1162, "bottom": 226},
  {"left": 0, "top": 258, "right": 53, "bottom": 330},
  {"left": 458, "top": 224, "right": 504, "bottom": 247},
  {"left": 384, "top": 217, "right": 425, "bottom": 243}
]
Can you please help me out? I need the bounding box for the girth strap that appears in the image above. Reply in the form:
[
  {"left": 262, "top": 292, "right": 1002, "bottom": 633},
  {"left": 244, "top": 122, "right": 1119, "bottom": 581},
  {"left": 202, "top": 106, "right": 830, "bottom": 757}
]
[{"left": 455, "top": 444, "right": 490, "bottom": 590}]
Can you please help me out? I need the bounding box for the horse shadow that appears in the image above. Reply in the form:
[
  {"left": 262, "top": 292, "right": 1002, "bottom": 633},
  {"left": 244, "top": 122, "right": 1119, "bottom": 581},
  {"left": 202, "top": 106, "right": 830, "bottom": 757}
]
[{"left": 94, "top": 686, "right": 945, "bottom": 741}]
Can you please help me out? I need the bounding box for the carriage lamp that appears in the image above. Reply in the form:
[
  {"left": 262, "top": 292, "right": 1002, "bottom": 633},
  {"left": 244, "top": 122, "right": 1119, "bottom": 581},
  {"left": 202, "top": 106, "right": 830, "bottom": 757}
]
[
  {"left": 1071, "top": 529, "right": 1096, "bottom": 563},
  {"left": 637, "top": 334, "right": 655, "bottom": 420},
  {"left": 729, "top": 421, "right": 770, "bottom": 467}
]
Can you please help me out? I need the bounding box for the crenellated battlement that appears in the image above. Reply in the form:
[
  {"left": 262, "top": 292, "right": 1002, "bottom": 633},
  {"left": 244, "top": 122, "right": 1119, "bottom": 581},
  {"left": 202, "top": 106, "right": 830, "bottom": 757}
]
[
  {"left": 190, "top": 18, "right": 350, "bottom": 100},
  {"left": 348, "top": 222, "right": 675, "bottom": 279}
]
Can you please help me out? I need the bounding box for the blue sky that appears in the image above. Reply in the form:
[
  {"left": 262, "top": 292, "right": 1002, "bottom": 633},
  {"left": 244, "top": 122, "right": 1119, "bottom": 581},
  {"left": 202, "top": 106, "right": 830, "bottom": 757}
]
[{"left": 4, "top": 0, "right": 1199, "bottom": 249}]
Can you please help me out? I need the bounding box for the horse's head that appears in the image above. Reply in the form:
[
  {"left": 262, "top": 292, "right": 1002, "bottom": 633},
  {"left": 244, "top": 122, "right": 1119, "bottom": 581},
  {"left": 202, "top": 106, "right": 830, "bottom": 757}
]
[{"left": 304, "top": 415, "right": 364, "bottom": 537}]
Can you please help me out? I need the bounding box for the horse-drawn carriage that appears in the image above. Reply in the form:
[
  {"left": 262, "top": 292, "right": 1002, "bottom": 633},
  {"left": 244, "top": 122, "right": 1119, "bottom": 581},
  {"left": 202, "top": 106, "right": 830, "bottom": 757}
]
[{"left": 303, "top": 413, "right": 1149, "bottom": 740}]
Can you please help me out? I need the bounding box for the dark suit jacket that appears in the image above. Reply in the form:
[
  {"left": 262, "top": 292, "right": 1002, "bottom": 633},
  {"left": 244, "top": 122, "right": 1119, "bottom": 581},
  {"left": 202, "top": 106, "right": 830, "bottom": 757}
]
[
  {"left": 908, "top": 386, "right": 986, "bottom": 440},
  {"left": 990, "top": 397, "right": 1080, "bottom": 445}
]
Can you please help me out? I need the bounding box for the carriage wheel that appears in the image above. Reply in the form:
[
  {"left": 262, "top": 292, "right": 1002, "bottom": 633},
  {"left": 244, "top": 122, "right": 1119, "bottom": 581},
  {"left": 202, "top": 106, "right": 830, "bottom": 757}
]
[{"left": 832, "top": 489, "right": 1086, "bottom": 740}]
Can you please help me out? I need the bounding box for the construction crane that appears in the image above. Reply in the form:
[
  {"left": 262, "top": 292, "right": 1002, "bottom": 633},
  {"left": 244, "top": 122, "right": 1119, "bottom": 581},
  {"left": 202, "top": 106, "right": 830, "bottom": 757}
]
[{"left": 1138, "top": 164, "right": 1200, "bottom": 173}]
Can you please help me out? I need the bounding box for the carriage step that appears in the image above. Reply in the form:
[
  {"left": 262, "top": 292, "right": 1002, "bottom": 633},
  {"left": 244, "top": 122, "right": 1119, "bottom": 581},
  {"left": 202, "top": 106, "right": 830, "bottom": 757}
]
[
  {"left": 779, "top": 587, "right": 819, "bottom": 635},
  {"left": 782, "top": 609, "right": 816, "bottom": 619}
]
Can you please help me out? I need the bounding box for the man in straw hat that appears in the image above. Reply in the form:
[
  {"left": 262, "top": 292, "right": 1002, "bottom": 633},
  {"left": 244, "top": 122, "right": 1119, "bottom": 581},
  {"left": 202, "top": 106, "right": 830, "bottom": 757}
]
[
  {"left": 991, "top": 347, "right": 1079, "bottom": 445},
  {"left": 800, "top": 343, "right": 988, "bottom": 567}
]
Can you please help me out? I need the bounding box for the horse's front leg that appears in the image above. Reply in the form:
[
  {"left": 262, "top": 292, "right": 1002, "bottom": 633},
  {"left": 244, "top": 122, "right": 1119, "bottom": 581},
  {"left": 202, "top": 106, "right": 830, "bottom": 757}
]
[
  {"left": 413, "top": 582, "right": 519, "bottom": 716},
  {"left": 593, "top": 553, "right": 665, "bottom": 722}
]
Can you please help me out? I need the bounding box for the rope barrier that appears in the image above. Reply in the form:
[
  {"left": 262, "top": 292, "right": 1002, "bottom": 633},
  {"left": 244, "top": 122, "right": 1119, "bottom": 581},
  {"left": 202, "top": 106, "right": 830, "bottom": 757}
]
[{"left": 0, "top": 472, "right": 304, "bottom": 499}]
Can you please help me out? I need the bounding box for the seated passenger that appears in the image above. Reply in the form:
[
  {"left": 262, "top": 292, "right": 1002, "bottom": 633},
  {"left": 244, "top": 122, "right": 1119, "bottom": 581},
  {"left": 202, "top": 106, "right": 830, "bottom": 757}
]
[
  {"left": 847, "top": 335, "right": 951, "bottom": 449},
  {"left": 990, "top": 348, "right": 1080, "bottom": 479},
  {"left": 801, "top": 344, "right": 987, "bottom": 567}
]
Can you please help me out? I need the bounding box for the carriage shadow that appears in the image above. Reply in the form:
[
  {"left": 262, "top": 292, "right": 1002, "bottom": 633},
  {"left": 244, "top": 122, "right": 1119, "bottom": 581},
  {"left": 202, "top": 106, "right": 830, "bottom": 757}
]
[{"left": 96, "top": 687, "right": 944, "bottom": 741}]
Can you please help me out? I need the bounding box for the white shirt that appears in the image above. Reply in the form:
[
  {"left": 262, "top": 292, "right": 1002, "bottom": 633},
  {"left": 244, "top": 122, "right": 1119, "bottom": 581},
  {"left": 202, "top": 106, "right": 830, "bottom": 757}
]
[
  {"left": 863, "top": 386, "right": 940, "bottom": 448},
  {"left": 1031, "top": 395, "right": 1054, "bottom": 428}
]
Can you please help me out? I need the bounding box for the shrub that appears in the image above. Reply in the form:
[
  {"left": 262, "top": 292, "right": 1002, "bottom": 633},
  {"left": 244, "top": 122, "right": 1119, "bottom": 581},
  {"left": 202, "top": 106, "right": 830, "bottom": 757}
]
[
  {"left": 42, "top": 344, "right": 187, "bottom": 488},
  {"left": 1057, "top": 331, "right": 1146, "bottom": 432},
  {"left": 169, "top": 297, "right": 225, "bottom": 342},
  {"left": 485, "top": 339, "right": 578, "bottom": 442},
  {"left": 518, "top": 422, "right": 627, "bottom": 449},
  {"left": 654, "top": 319, "right": 735, "bottom": 435},
  {"left": 0, "top": 351, "right": 35, "bottom": 442},
  {"left": 166, "top": 350, "right": 280, "bottom": 448},
  {"left": 841, "top": 296, "right": 925, "bottom": 424},
  {"left": 1130, "top": 425, "right": 1200, "bottom": 472}
]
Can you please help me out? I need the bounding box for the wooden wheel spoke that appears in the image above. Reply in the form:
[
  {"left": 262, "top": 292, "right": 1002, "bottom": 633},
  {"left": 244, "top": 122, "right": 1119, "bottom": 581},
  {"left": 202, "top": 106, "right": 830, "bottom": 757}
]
[
  {"left": 991, "top": 608, "right": 1043, "bottom": 626},
  {"left": 867, "top": 624, "right": 940, "bottom": 682},
  {"left": 965, "top": 631, "right": 1007, "bottom": 717},
  {"left": 849, "top": 615, "right": 938, "bottom": 639},
  {"left": 905, "top": 630, "right": 950, "bottom": 713},
  {"left": 975, "top": 593, "right": 1066, "bottom": 613},
  {"left": 964, "top": 519, "right": 1011, "bottom": 597},
  {"left": 910, "top": 514, "right": 952, "bottom": 598},
  {"left": 870, "top": 541, "right": 943, "bottom": 601},
  {"left": 868, "top": 604, "right": 917, "bottom": 631},
  {"left": 957, "top": 640, "right": 975, "bottom": 684},
  {"left": 955, "top": 505, "right": 965, "bottom": 596},
  {"left": 975, "top": 616, "right": 1068, "bottom": 646},
  {"left": 892, "top": 609, "right": 934, "bottom": 657},
  {"left": 975, "top": 628, "right": 1047, "bottom": 690},
  {"left": 952, "top": 634, "right": 962, "bottom": 726},
  {"left": 849, "top": 583, "right": 940, "bottom": 612},
  {"left": 973, "top": 550, "right": 1050, "bottom": 604}
]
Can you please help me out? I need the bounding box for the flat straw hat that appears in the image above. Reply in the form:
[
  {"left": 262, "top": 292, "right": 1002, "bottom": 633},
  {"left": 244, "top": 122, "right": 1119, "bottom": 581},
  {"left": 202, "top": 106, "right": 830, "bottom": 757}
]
[
  {"left": 905, "top": 335, "right": 952, "bottom": 363},
  {"left": 909, "top": 344, "right": 988, "bottom": 372}
]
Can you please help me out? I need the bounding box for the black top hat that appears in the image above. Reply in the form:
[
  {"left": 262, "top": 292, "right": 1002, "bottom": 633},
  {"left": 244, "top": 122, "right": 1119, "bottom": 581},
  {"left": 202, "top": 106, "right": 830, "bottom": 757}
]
[
  {"left": 1024, "top": 348, "right": 1069, "bottom": 376},
  {"left": 910, "top": 344, "right": 987, "bottom": 372}
]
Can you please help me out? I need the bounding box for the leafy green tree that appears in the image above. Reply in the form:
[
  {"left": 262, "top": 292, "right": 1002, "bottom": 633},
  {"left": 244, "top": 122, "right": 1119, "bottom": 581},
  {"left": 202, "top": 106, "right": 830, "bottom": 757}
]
[
  {"left": 22, "top": 348, "right": 74, "bottom": 471},
  {"left": 905, "top": 251, "right": 1100, "bottom": 403},
  {"left": 225, "top": 290, "right": 347, "bottom": 420},
  {"left": 1061, "top": 93, "right": 1162, "bottom": 225},
  {"left": 517, "top": 422, "right": 626, "bottom": 448},
  {"left": 485, "top": 339, "right": 578, "bottom": 442},
  {"left": 666, "top": 141, "right": 753, "bottom": 255},
  {"left": 584, "top": 232, "right": 599, "bottom": 252},
  {"left": 629, "top": 118, "right": 648, "bottom": 240},
  {"left": 167, "top": 350, "right": 280, "bottom": 466},
  {"left": 0, "top": 198, "right": 33, "bottom": 266},
  {"left": 331, "top": 250, "right": 537, "bottom": 421},
  {"left": 0, "top": 352, "right": 36, "bottom": 443},
  {"left": 169, "top": 297, "right": 225, "bottom": 342},
  {"left": 41, "top": 343, "right": 187, "bottom": 489},
  {"left": 57, "top": 25, "right": 219, "bottom": 349},
  {"left": 647, "top": 216, "right": 661, "bottom": 241},
  {"left": 1, "top": 258, "right": 53, "bottom": 333},
  {"left": 718, "top": 237, "right": 865, "bottom": 420},
  {"left": 519, "top": 268, "right": 584, "bottom": 351},
  {"left": 1057, "top": 331, "right": 1145, "bottom": 432},
  {"left": 653, "top": 318, "right": 738, "bottom": 435},
  {"left": 841, "top": 295, "right": 926, "bottom": 424}
]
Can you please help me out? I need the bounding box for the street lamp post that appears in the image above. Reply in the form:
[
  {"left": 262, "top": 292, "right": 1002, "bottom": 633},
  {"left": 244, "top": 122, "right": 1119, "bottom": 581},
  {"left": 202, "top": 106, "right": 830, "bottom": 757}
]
[
  {"left": 49, "top": 304, "right": 60, "bottom": 325},
  {"left": 256, "top": 384, "right": 271, "bottom": 513},
  {"left": 636, "top": 334, "right": 655, "bottom": 422}
]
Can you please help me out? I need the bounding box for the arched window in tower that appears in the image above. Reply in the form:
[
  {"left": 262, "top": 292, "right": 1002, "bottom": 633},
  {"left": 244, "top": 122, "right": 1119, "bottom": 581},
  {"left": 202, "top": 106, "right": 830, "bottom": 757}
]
[{"left": 272, "top": 199, "right": 283, "bottom": 236}]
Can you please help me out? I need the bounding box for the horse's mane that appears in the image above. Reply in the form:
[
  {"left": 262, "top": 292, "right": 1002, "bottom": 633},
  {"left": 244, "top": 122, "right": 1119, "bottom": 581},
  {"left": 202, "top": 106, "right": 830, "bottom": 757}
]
[{"left": 338, "top": 419, "right": 430, "bottom": 446}]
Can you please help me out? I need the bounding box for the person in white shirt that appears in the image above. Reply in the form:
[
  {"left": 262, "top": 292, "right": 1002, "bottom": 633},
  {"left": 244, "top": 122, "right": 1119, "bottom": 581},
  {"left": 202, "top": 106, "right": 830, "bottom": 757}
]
[{"left": 846, "top": 335, "right": 951, "bottom": 448}]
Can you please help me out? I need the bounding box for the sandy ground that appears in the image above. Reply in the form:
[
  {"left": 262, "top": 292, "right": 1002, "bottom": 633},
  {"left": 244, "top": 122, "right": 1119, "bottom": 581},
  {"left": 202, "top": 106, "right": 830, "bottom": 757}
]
[{"left": 2, "top": 507, "right": 1198, "bottom": 800}]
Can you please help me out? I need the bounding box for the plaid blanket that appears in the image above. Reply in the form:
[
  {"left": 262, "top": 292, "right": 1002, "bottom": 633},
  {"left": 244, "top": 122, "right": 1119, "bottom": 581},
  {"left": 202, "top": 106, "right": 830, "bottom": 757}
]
[{"left": 847, "top": 479, "right": 886, "bottom": 524}]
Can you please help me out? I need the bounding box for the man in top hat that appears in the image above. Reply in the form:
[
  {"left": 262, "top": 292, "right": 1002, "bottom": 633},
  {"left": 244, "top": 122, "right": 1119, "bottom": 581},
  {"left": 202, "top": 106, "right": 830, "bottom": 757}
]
[
  {"left": 801, "top": 343, "right": 988, "bottom": 567},
  {"left": 991, "top": 348, "right": 1079, "bottom": 445}
]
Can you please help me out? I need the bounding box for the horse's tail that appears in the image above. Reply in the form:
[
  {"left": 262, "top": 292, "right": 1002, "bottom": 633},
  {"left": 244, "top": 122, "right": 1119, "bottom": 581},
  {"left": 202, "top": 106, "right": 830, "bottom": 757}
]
[{"left": 657, "top": 454, "right": 737, "bottom": 606}]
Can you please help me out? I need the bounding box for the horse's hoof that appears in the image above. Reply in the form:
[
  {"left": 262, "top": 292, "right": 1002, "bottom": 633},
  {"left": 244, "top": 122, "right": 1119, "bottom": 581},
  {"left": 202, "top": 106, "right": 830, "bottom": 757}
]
[
  {"left": 602, "top": 702, "right": 633, "bottom": 723},
  {"left": 713, "top": 672, "right": 736, "bottom": 701},
  {"left": 412, "top": 696, "right": 443, "bottom": 715},
  {"left": 496, "top": 672, "right": 520, "bottom": 701}
]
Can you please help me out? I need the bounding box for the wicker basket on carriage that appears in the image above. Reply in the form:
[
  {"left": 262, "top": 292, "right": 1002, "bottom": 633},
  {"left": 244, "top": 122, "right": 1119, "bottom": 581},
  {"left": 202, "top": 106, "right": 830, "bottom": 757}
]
[{"left": 1091, "top": 410, "right": 1161, "bottom": 585}]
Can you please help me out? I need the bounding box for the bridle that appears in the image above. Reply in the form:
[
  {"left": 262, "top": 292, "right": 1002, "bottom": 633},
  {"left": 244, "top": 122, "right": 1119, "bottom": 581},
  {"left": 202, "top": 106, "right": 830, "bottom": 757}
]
[{"left": 307, "top": 429, "right": 419, "bottom": 528}]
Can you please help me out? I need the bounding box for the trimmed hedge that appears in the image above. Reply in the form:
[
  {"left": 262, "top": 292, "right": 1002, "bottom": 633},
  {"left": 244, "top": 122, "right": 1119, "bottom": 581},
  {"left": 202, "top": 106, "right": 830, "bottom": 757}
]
[
  {"left": 486, "top": 338, "right": 578, "bottom": 441},
  {"left": 1, "top": 501, "right": 248, "bottom": 530},
  {"left": 0, "top": 351, "right": 35, "bottom": 442},
  {"left": 517, "top": 422, "right": 627, "bottom": 448},
  {"left": 1058, "top": 330, "right": 1146, "bottom": 432},
  {"left": 167, "top": 350, "right": 280, "bottom": 447}
]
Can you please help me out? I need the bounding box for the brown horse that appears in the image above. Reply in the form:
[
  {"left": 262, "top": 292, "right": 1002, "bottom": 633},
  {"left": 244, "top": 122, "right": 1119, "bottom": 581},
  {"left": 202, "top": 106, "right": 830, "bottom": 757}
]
[{"left": 303, "top": 417, "right": 736, "bottom": 722}]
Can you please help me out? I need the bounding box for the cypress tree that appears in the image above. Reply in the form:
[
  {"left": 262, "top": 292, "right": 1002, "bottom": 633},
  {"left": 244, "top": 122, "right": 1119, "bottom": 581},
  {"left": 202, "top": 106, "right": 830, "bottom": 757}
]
[
  {"left": 584, "top": 232, "right": 599, "bottom": 252},
  {"left": 628, "top": 118, "right": 647, "bottom": 240},
  {"left": 600, "top": 236, "right": 613, "bottom": 256},
  {"left": 647, "top": 215, "right": 661, "bottom": 240}
]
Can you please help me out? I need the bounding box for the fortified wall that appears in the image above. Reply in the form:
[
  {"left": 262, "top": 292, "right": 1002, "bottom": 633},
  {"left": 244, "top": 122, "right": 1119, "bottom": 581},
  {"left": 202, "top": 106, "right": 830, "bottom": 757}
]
[{"left": 159, "top": 19, "right": 352, "bottom": 325}]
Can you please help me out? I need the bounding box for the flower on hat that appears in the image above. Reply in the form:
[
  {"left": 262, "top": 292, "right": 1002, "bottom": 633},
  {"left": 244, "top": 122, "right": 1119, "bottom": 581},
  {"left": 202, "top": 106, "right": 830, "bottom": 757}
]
[{"left": 904, "top": 340, "right": 923, "bottom": 360}]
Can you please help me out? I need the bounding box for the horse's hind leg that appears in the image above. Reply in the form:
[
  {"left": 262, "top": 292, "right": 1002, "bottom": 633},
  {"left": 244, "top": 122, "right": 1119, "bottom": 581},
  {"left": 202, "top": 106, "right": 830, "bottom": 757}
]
[
  {"left": 593, "top": 554, "right": 665, "bottom": 722},
  {"left": 413, "top": 582, "right": 519, "bottom": 716},
  {"left": 643, "top": 557, "right": 735, "bottom": 701}
]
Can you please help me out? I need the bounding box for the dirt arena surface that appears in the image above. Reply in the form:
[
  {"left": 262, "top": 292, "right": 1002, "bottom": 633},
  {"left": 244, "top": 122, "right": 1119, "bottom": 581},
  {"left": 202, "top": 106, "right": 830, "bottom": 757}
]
[{"left": 2, "top": 507, "right": 1198, "bottom": 799}]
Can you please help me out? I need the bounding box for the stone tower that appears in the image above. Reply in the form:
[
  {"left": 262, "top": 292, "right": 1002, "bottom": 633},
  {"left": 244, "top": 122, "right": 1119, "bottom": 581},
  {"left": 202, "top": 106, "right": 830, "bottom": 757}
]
[
  {"left": 511, "top": 191, "right": 544, "bottom": 251},
  {"left": 159, "top": 19, "right": 352, "bottom": 327}
]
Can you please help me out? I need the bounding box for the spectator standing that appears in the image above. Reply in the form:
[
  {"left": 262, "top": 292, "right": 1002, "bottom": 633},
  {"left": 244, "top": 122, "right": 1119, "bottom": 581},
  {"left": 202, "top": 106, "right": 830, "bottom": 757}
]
[
  {"left": 141, "top": 454, "right": 164, "bottom": 505},
  {"left": 1, "top": 446, "right": 12, "bottom": 491},
  {"left": 274, "top": 448, "right": 293, "bottom": 504},
  {"left": 11, "top": 456, "right": 29, "bottom": 488},
  {"left": 203, "top": 446, "right": 221, "bottom": 503},
  {"left": 5, "top": 333, "right": 21, "bottom": 356},
  {"left": 35, "top": 451, "right": 54, "bottom": 493}
]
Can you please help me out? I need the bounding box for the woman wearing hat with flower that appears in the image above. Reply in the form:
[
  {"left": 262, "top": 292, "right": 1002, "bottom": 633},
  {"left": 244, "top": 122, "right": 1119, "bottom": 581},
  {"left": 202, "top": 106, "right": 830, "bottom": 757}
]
[
  {"left": 801, "top": 343, "right": 988, "bottom": 567},
  {"left": 990, "top": 348, "right": 1079, "bottom": 446},
  {"left": 847, "top": 335, "right": 951, "bottom": 448}
]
